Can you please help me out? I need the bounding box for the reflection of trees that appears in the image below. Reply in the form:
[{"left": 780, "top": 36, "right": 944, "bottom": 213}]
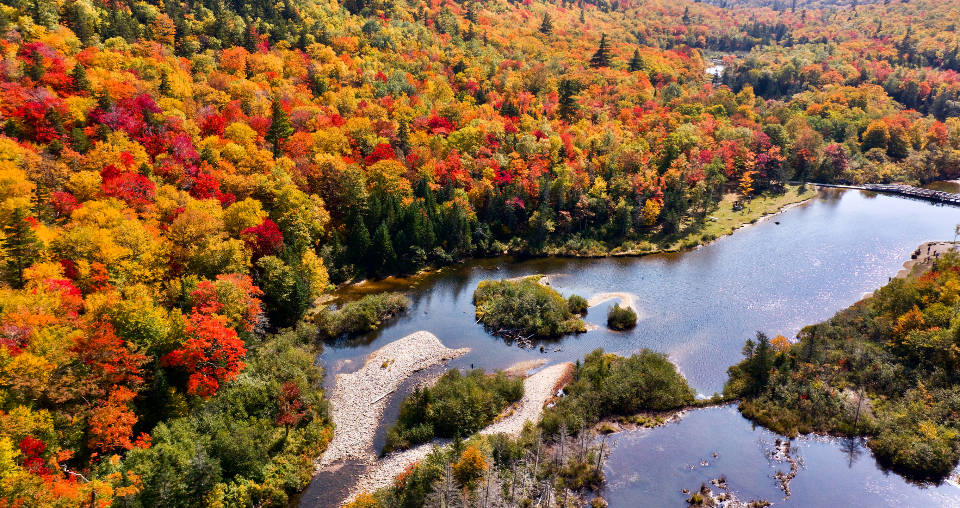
[{"left": 840, "top": 437, "right": 864, "bottom": 469}]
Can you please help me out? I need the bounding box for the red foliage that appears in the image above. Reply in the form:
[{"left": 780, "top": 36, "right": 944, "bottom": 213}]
[
  {"left": 427, "top": 114, "right": 454, "bottom": 135},
  {"left": 100, "top": 165, "right": 155, "bottom": 209},
  {"left": 19, "top": 436, "right": 51, "bottom": 476},
  {"left": 242, "top": 219, "right": 284, "bottom": 259},
  {"left": 364, "top": 143, "right": 396, "bottom": 165},
  {"left": 275, "top": 381, "right": 309, "bottom": 429},
  {"left": 71, "top": 321, "right": 147, "bottom": 387},
  {"left": 163, "top": 312, "right": 246, "bottom": 398},
  {"left": 189, "top": 172, "right": 221, "bottom": 200}
]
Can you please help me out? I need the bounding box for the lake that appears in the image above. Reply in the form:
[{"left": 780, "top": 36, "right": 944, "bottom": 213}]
[{"left": 304, "top": 189, "right": 960, "bottom": 506}]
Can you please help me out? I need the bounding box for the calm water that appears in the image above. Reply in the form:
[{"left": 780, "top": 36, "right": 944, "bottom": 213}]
[
  {"left": 306, "top": 189, "right": 960, "bottom": 506},
  {"left": 923, "top": 180, "right": 960, "bottom": 193},
  {"left": 603, "top": 405, "right": 960, "bottom": 507}
]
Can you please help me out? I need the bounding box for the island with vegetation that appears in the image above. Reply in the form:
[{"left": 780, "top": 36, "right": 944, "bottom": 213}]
[
  {"left": 473, "top": 277, "right": 587, "bottom": 339},
  {"left": 383, "top": 368, "right": 523, "bottom": 453},
  {"left": 315, "top": 292, "right": 410, "bottom": 339},
  {"left": 606, "top": 304, "right": 638, "bottom": 331},
  {"left": 350, "top": 348, "right": 699, "bottom": 507},
  {"left": 726, "top": 251, "right": 960, "bottom": 481}
]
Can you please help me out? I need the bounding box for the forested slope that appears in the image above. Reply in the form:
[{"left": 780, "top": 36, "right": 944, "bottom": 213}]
[{"left": 0, "top": 0, "right": 959, "bottom": 504}]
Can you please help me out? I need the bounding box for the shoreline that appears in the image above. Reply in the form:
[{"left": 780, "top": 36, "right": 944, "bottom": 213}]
[
  {"left": 340, "top": 361, "right": 575, "bottom": 505},
  {"left": 322, "top": 186, "right": 820, "bottom": 304},
  {"left": 318, "top": 331, "right": 469, "bottom": 467}
]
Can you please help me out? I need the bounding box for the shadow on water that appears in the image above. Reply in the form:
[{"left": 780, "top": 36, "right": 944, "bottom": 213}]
[{"left": 304, "top": 190, "right": 960, "bottom": 506}]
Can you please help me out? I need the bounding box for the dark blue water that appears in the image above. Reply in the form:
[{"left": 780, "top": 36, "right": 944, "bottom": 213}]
[{"left": 307, "top": 189, "right": 960, "bottom": 506}]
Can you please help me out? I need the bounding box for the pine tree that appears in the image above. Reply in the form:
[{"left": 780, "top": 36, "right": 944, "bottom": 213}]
[
  {"left": 371, "top": 223, "right": 397, "bottom": 274},
  {"left": 158, "top": 70, "right": 172, "bottom": 96},
  {"left": 2, "top": 208, "right": 41, "bottom": 289},
  {"left": 628, "top": 49, "right": 644, "bottom": 72},
  {"left": 71, "top": 63, "right": 90, "bottom": 93},
  {"left": 266, "top": 99, "right": 293, "bottom": 158},
  {"left": 557, "top": 79, "right": 581, "bottom": 121},
  {"left": 539, "top": 13, "right": 553, "bottom": 35},
  {"left": 347, "top": 214, "right": 371, "bottom": 272},
  {"left": 590, "top": 34, "right": 611, "bottom": 68}
]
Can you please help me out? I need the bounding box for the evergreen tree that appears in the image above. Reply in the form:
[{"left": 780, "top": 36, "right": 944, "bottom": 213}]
[
  {"left": 2, "top": 208, "right": 41, "bottom": 289},
  {"left": 266, "top": 99, "right": 293, "bottom": 158},
  {"left": 71, "top": 63, "right": 90, "bottom": 93},
  {"left": 539, "top": 13, "right": 553, "bottom": 35},
  {"left": 557, "top": 79, "right": 581, "bottom": 121},
  {"left": 158, "top": 70, "right": 172, "bottom": 96},
  {"left": 628, "top": 49, "right": 644, "bottom": 72},
  {"left": 371, "top": 223, "right": 397, "bottom": 275},
  {"left": 590, "top": 34, "right": 611, "bottom": 68},
  {"left": 347, "top": 214, "right": 371, "bottom": 273}
]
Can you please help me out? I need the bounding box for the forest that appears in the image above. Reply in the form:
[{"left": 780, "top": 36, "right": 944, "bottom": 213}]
[{"left": 1, "top": 0, "right": 959, "bottom": 504}]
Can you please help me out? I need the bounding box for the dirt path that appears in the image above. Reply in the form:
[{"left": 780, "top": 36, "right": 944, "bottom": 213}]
[{"left": 318, "top": 331, "right": 469, "bottom": 466}]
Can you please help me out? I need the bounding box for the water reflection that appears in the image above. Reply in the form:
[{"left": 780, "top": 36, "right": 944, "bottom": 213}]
[{"left": 602, "top": 406, "right": 960, "bottom": 507}]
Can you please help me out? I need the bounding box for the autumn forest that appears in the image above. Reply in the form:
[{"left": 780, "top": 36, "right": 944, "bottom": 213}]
[{"left": 2, "top": 0, "right": 960, "bottom": 505}]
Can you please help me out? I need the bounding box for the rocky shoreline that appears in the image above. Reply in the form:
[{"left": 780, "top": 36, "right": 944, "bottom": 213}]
[
  {"left": 340, "top": 361, "right": 574, "bottom": 505},
  {"left": 318, "top": 331, "right": 470, "bottom": 467}
]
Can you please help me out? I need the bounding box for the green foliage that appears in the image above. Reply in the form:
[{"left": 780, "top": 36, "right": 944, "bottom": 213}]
[
  {"left": 567, "top": 294, "right": 588, "bottom": 315},
  {"left": 725, "top": 252, "right": 960, "bottom": 481},
  {"left": 540, "top": 348, "right": 695, "bottom": 436},
  {"left": 122, "top": 324, "right": 331, "bottom": 507},
  {"left": 606, "top": 304, "right": 637, "bottom": 330},
  {"left": 473, "top": 277, "right": 586, "bottom": 338},
  {"left": 384, "top": 368, "right": 523, "bottom": 453},
  {"left": 316, "top": 292, "right": 409, "bottom": 339}
]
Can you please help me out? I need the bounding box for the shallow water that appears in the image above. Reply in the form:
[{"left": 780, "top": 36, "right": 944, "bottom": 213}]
[
  {"left": 304, "top": 189, "right": 960, "bottom": 506},
  {"left": 602, "top": 405, "right": 960, "bottom": 507},
  {"left": 923, "top": 180, "right": 960, "bottom": 194}
]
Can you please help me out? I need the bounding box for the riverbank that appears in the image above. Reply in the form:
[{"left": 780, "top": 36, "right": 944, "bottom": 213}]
[
  {"left": 319, "top": 185, "right": 817, "bottom": 305},
  {"left": 341, "top": 361, "right": 574, "bottom": 505},
  {"left": 318, "top": 331, "right": 469, "bottom": 466}
]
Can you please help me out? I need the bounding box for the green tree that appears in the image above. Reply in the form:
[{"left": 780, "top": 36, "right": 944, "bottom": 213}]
[
  {"left": 539, "top": 13, "right": 553, "bottom": 35},
  {"left": 628, "top": 49, "right": 644, "bottom": 72},
  {"left": 370, "top": 222, "right": 397, "bottom": 275},
  {"left": 590, "top": 34, "right": 611, "bottom": 68},
  {"left": 557, "top": 79, "right": 581, "bottom": 121},
  {"left": 266, "top": 99, "right": 293, "bottom": 158},
  {"left": 2, "top": 208, "right": 42, "bottom": 289}
]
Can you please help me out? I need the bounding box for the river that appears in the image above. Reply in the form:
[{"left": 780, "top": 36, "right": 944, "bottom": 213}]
[{"left": 304, "top": 189, "right": 960, "bottom": 506}]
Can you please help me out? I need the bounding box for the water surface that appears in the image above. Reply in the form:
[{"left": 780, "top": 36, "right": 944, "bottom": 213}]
[{"left": 305, "top": 189, "right": 960, "bottom": 506}]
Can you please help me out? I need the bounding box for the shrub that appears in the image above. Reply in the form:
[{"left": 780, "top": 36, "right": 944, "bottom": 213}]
[
  {"left": 567, "top": 294, "right": 589, "bottom": 315},
  {"left": 607, "top": 304, "right": 637, "bottom": 330},
  {"left": 473, "top": 277, "right": 585, "bottom": 338},
  {"left": 383, "top": 369, "right": 523, "bottom": 453},
  {"left": 317, "top": 293, "right": 409, "bottom": 339},
  {"left": 540, "top": 348, "right": 695, "bottom": 436}
]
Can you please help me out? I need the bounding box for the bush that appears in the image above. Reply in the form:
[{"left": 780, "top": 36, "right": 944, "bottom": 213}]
[
  {"left": 607, "top": 304, "right": 637, "bottom": 330},
  {"left": 473, "top": 277, "right": 586, "bottom": 338},
  {"left": 567, "top": 294, "right": 589, "bottom": 315},
  {"left": 383, "top": 369, "right": 523, "bottom": 453},
  {"left": 317, "top": 293, "right": 409, "bottom": 338},
  {"left": 540, "top": 348, "right": 695, "bottom": 436}
]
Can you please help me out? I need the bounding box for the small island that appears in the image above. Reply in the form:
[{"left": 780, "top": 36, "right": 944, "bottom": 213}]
[
  {"left": 607, "top": 304, "right": 638, "bottom": 330},
  {"left": 473, "top": 277, "right": 587, "bottom": 339}
]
